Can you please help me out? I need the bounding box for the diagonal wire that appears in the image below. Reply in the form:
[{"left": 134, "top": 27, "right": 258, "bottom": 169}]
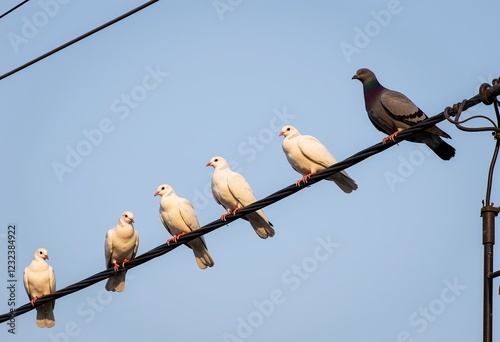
[
  {"left": 1, "top": 86, "right": 499, "bottom": 323},
  {"left": 0, "top": 0, "right": 159, "bottom": 80},
  {"left": 0, "top": 0, "right": 29, "bottom": 19}
]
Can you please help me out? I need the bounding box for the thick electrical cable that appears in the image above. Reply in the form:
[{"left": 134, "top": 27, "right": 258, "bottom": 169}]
[{"left": 1, "top": 82, "right": 498, "bottom": 324}]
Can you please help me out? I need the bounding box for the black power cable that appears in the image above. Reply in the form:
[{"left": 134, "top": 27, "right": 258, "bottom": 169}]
[
  {"left": 1, "top": 82, "right": 498, "bottom": 324},
  {"left": 0, "top": 0, "right": 159, "bottom": 80},
  {"left": 0, "top": 0, "right": 29, "bottom": 20}
]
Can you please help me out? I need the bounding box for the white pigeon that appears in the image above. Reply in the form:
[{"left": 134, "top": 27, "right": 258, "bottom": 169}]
[
  {"left": 279, "top": 125, "right": 358, "bottom": 192},
  {"left": 154, "top": 184, "right": 214, "bottom": 269},
  {"left": 23, "top": 248, "right": 56, "bottom": 328},
  {"left": 104, "top": 211, "right": 139, "bottom": 292},
  {"left": 206, "top": 156, "right": 275, "bottom": 239}
]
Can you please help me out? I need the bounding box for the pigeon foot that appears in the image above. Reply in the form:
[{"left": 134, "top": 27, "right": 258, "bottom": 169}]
[{"left": 167, "top": 232, "right": 186, "bottom": 246}]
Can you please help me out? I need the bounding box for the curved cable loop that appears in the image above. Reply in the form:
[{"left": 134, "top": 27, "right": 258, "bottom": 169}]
[
  {"left": 485, "top": 99, "right": 500, "bottom": 206},
  {"left": 444, "top": 100, "right": 500, "bottom": 134}
]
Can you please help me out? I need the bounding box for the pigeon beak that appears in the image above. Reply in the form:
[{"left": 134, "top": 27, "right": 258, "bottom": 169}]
[
  {"left": 205, "top": 162, "right": 212, "bottom": 167},
  {"left": 278, "top": 131, "right": 284, "bottom": 137},
  {"left": 154, "top": 191, "right": 159, "bottom": 197},
  {"left": 45, "top": 255, "right": 49, "bottom": 260},
  {"left": 130, "top": 218, "right": 135, "bottom": 223},
  {"left": 351, "top": 74, "right": 358, "bottom": 80}
]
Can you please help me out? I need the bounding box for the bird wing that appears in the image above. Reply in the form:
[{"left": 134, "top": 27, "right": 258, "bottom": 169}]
[
  {"left": 23, "top": 267, "right": 32, "bottom": 300},
  {"left": 178, "top": 198, "right": 209, "bottom": 249},
  {"left": 179, "top": 198, "right": 200, "bottom": 232},
  {"left": 297, "top": 134, "right": 336, "bottom": 169},
  {"left": 227, "top": 171, "right": 257, "bottom": 207},
  {"left": 104, "top": 229, "right": 114, "bottom": 269},
  {"left": 380, "top": 90, "right": 427, "bottom": 125},
  {"left": 49, "top": 266, "right": 56, "bottom": 309},
  {"left": 131, "top": 231, "right": 139, "bottom": 260}
]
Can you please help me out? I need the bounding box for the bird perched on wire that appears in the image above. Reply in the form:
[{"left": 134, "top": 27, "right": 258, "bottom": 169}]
[
  {"left": 352, "top": 68, "right": 455, "bottom": 160},
  {"left": 155, "top": 184, "right": 214, "bottom": 269},
  {"left": 104, "top": 211, "right": 139, "bottom": 292},
  {"left": 23, "top": 248, "right": 56, "bottom": 328},
  {"left": 279, "top": 125, "right": 358, "bottom": 192},
  {"left": 206, "top": 156, "right": 275, "bottom": 239}
]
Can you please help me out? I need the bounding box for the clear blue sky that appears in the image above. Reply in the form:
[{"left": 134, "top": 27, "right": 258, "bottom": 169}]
[{"left": 1, "top": 1, "right": 499, "bottom": 341}]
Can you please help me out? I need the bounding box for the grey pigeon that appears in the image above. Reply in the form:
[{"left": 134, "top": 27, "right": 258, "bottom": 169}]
[
  {"left": 352, "top": 68, "right": 455, "bottom": 160},
  {"left": 279, "top": 125, "right": 358, "bottom": 192},
  {"left": 23, "top": 248, "right": 56, "bottom": 328},
  {"left": 104, "top": 211, "right": 139, "bottom": 292},
  {"left": 206, "top": 156, "right": 275, "bottom": 239}
]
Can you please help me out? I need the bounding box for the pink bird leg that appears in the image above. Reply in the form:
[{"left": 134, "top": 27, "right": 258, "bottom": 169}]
[
  {"left": 382, "top": 129, "right": 403, "bottom": 144},
  {"left": 296, "top": 173, "right": 313, "bottom": 186},
  {"left": 221, "top": 208, "right": 240, "bottom": 221},
  {"left": 166, "top": 232, "right": 186, "bottom": 246}
]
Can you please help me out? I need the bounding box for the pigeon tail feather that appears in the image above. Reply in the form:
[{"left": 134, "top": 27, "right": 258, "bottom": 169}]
[
  {"left": 36, "top": 303, "right": 55, "bottom": 328},
  {"left": 426, "top": 139, "right": 456, "bottom": 160},
  {"left": 247, "top": 211, "right": 275, "bottom": 239},
  {"left": 190, "top": 239, "right": 215, "bottom": 269},
  {"left": 327, "top": 172, "right": 358, "bottom": 193},
  {"left": 105, "top": 272, "right": 127, "bottom": 292}
]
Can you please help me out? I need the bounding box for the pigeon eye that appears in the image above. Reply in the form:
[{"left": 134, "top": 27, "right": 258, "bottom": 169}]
[
  {"left": 214, "top": 159, "right": 218, "bottom": 162},
  {"left": 125, "top": 214, "right": 128, "bottom": 218},
  {"left": 161, "top": 187, "right": 165, "bottom": 190},
  {"left": 39, "top": 251, "right": 43, "bottom": 254},
  {"left": 287, "top": 127, "right": 290, "bottom": 131}
]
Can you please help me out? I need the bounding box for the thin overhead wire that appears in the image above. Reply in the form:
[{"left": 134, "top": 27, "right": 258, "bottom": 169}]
[
  {"left": 444, "top": 88, "right": 500, "bottom": 205},
  {"left": 0, "top": 0, "right": 29, "bottom": 20},
  {"left": 0, "top": 0, "right": 159, "bottom": 80},
  {"left": 1, "top": 82, "right": 498, "bottom": 324}
]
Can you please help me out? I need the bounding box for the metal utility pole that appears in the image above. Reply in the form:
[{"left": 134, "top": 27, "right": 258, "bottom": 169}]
[
  {"left": 483, "top": 203, "right": 499, "bottom": 342},
  {"left": 445, "top": 79, "right": 500, "bottom": 342},
  {"left": 483, "top": 133, "right": 500, "bottom": 342},
  {"left": 482, "top": 89, "right": 500, "bottom": 342}
]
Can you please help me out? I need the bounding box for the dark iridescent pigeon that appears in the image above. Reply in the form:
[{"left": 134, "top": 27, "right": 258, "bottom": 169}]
[{"left": 352, "top": 68, "right": 455, "bottom": 160}]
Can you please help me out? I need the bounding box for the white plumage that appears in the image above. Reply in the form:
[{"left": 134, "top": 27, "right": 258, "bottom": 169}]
[
  {"left": 279, "top": 125, "right": 358, "bottom": 193},
  {"left": 23, "top": 248, "right": 56, "bottom": 328},
  {"left": 206, "top": 156, "right": 275, "bottom": 239},
  {"left": 104, "top": 211, "right": 139, "bottom": 292},
  {"left": 155, "top": 184, "right": 214, "bottom": 269}
]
